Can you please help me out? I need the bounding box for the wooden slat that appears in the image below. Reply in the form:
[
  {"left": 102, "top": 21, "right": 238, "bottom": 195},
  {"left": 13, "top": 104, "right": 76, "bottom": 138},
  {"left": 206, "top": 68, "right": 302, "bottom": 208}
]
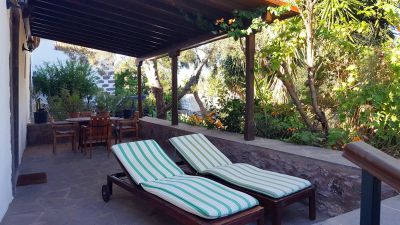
[
  {"left": 343, "top": 141, "right": 400, "bottom": 191},
  {"left": 31, "top": 27, "right": 151, "bottom": 53},
  {"left": 158, "top": 0, "right": 227, "bottom": 19},
  {"left": 37, "top": 0, "right": 197, "bottom": 36},
  {"left": 88, "top": 0, "right": 202, "bottom": 32},
  {"left": 33, "top": 0, "right": 179, "bottom": 39},
  {"left": 30, "top": 7, "right": 170, "bottom": 43},
  {"left": 30, "top": 25, "right": 155, "bottom": 52},
  {"left": 193, "top": 0, "right": 248, "bottom": 13},
  {"left": 31, "top": 16, "right": 163, "bottom": 46}
]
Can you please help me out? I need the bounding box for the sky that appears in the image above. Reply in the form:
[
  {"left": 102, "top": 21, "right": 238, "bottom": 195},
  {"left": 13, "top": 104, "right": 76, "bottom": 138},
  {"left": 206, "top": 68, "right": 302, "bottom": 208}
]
[
  {"left": 30, "top": 39, "right": 199, "bottom": 88},
  {"left": 31, "top": 39, "right": 69, "bottom": 70}
]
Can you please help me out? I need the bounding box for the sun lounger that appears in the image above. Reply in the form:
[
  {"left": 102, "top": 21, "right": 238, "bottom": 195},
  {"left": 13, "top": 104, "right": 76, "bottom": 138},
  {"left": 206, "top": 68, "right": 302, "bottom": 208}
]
[
  {"left": 102, "top": 140, "right": 265, "bottom": 225},
  {"left": 169, "top": 133, "right": 316, "bottom": 225}
]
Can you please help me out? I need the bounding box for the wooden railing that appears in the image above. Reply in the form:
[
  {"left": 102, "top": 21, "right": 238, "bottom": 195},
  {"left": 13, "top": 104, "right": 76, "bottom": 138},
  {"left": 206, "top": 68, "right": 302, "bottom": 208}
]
[{"left": 343, "top": 141, "right": 400, "bottom": 225}]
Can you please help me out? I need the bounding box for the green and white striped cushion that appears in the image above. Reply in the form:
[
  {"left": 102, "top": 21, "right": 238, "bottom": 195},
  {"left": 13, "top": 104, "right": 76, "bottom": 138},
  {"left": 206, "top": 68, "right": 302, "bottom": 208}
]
[
  {"left": 169, "top": 134, "right": 312, "bottom": 198},
  {"left": 142, "top": 175, "right": 258, "bottom": 219},
  {"left": 205, "top": 163, "right": 312, "bottom": 198},
  {"left": 112, "top": 140, "right": 184, "bottom": 184},
  {"left": 169, "top": 133, "right": 232, "bottom": 173}
]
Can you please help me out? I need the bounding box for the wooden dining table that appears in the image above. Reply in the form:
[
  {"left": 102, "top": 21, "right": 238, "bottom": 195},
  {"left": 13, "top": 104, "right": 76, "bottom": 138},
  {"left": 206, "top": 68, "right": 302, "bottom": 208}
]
[{"left": 65, "top": 117, "right": 123, "bottom": 150}]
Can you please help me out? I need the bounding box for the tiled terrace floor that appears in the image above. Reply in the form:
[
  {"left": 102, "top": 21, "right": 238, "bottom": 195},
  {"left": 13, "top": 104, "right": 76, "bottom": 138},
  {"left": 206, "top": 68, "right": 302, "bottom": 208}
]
[{"left": 2, "top": 143, "right": 331, "bottom": 225}]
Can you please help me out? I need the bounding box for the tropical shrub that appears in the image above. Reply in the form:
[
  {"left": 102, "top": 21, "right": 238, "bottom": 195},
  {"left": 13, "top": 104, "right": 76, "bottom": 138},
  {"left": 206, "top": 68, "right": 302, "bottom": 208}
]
[
  {"left": 286, "top": 131, "right": 323, "bottom": 146},
  {"left": 218, "top": 99, "right": 245, "bottom": 133},
  {"left": 48, "top": 89, "right": 84, "bottom": 120},
  {"left": 255, "top": 104, "right": 304, "bottom": 139},
  {"left": 33, "top": 59, "right": 98, "bottom": 99}
]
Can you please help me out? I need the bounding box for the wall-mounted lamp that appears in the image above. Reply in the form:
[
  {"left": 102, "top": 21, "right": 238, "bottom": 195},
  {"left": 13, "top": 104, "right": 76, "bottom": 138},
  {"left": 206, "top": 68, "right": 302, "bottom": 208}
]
[{"left": 22, "top": 36, "right": 40, "bottom": 52}]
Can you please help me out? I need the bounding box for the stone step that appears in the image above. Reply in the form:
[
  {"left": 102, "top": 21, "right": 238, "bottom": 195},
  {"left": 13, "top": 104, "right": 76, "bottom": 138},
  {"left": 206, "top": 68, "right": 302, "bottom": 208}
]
[{"left": 314, "top": 195, "right": 400, "bottom": 225}]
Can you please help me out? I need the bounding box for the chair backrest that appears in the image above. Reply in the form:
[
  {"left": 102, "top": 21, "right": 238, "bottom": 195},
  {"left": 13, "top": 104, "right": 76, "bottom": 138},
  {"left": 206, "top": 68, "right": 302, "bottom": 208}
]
[
  {"left": 112, "top": 140, "right": 184, "bottom": 184},
  {"left": 89, "top": 116, "right": 111, "bottom": 140},
  {"left": 98, "top": 111, "right": 110, "bottom": 117},
  {"left": 51, "top": 122, "right": 76, "bottom": 136},
  {"left": 134, "top": 111, "right": 139, "bottom": 118},
  {"left": 131, "top": 116, "right": 139, "bottom": 126},
  {"left": 169, "top": 133, "right": 232, "bottom": 173}
]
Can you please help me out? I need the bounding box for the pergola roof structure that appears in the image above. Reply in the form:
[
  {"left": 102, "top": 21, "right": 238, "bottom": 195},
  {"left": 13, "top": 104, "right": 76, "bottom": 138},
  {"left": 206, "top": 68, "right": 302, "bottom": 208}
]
[
  {"left": 23, "top": 0, "right": 298, "bottom": 140},
  {"left": 26, "top": 0, "right": 298, "bottom": 60}
]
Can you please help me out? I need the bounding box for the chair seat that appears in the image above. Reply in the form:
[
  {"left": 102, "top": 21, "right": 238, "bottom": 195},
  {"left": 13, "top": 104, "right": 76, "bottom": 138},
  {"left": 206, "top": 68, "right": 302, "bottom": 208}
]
[
  {"left": 141, "top": 175, "right": 258, "bottom": 219},
  {"left": 118, "top": 126, "right": 136, "bottom": 130},
  {"left": 204, "top": 163, "right": 312, "bottom": 198}
]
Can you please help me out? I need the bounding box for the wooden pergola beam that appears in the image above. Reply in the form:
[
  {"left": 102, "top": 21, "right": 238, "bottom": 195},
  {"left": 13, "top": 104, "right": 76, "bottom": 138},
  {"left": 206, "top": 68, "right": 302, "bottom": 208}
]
[
  {"left": 244, "top": 33, "right": 256, "bottom": 141},
  {"left": 138, "top": 34, "right": 227, "bottom": 61},
  {"left": 32, "top": 32, "right": 139, "bottom": 57},
  {"left": 136, "top": 60, "right": 144, "bottom": 118},
  {"left": 169, "top": 51, "right": 180, "bottom": 126}
]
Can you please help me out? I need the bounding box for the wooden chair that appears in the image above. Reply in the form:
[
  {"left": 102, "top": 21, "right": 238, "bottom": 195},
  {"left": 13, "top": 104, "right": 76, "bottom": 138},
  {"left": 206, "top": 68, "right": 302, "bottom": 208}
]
[
  {"left": 51, "top": 122, "right": 77, "bottom": 154},
  {"left": 82, "top": 116, "right": 112, "bottom": 158},
  {"left": 115, "top": 116, "right": 139, "bottom": 144}
]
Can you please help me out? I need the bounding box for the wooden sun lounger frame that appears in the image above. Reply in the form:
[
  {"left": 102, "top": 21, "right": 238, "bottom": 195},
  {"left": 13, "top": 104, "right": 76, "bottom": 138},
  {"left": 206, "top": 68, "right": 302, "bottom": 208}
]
[
  {"left": 175, "top": 153, "right": 316, "bottom": 225},
  {"left": 102, "top": 154, "right": 265, "bottom": 225}
]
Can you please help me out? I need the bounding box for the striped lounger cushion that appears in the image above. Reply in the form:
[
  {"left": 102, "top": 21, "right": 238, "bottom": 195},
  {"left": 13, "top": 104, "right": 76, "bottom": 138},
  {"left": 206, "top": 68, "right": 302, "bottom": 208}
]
[
  {"left": 169, "top": 133, "right": 312, "bottom": 198},
  {"left": 169, "top": 133, "right": 232, "bottom": 173},
  {"left": 205, "top": 164, "right": 311, "bottom": 198},
  {"left": 112, "top": 140, "right": 258, "bottom": 219},
  {"left": 142, "top": 175, "right": 258, "bottom": 219}
]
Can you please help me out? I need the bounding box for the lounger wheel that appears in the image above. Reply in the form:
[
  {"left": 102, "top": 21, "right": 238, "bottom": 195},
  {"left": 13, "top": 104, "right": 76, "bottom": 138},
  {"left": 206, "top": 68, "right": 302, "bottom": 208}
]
[{"left": 102, "top": 185, "right": 111, "bottom": 202}]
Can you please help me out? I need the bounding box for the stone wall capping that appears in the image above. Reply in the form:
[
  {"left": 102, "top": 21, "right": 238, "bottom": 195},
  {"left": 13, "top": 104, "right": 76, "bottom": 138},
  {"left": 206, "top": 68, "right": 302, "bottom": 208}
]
[{"left": 139, "top": 117, "right": 357, "bottom": 168}]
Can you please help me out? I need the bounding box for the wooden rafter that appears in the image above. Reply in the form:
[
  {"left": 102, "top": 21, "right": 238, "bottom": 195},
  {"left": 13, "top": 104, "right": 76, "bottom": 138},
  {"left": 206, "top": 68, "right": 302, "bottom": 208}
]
[{"left": 27, "top": 0, "right": 298, "bottom": 59}]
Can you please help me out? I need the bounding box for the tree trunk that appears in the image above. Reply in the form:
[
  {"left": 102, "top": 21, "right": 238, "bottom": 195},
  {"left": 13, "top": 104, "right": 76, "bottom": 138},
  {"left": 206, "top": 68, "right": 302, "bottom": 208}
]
[
  {"left": 277, "top": 64, "right": 314, "bottom": 131},
  {"left": 193, "top": 91, "right": 207, "bottom": 116},
  {"left": 302, "top": 0, "right": 329, "bottom": 136},
  {"left": 162, "top": 59, "right": 206, "bottom": 112},
  {"left": 151, "top": 59, "right": 166, "bottom": 119},
  {"left": 161, "top": 47, "right": 214, "bottom": 114}
]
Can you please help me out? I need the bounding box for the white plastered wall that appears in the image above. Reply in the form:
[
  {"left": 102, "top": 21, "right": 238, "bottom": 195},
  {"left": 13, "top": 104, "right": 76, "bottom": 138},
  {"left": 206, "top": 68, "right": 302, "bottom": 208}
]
[
  {"left": 0, "top": 2, "right": 31, "bottom": 221},
  {"left": 18, "top": 16, "right": 30, "bottom": 163},
  {"left": 0, "top": 2, "right": 14, "bottom": 222}
]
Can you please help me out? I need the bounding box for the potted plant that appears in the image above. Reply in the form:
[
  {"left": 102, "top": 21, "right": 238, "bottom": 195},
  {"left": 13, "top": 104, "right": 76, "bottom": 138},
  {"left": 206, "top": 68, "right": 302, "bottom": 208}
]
[
  {"left": 33, "top": 96, "right": 48, "bottom": 123},
  {"left": 96, "top": 92, "right": 111, "bottom": 117},
  {"left": 61, "top": 89, "right": 83, "bottom": 118}
]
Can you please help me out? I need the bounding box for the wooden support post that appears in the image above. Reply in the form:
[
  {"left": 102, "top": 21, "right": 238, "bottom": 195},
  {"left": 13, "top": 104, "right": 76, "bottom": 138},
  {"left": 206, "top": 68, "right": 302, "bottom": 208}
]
[
  {"left": 360, "top": 170, "right": 381, "bottom": 225},
  {"left": 136, "top": 60, "right": 143, "bottom": 118},
  {"left": 169, "top": 51, "right": 180, "bottom": 125},
  {"left": 244, "top": 33, "right": 255, "bottom": 141}
]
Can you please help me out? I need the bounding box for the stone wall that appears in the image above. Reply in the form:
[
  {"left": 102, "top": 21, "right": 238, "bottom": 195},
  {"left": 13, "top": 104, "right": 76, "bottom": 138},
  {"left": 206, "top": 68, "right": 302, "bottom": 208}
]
[
  {"left": 27, "top": 123, "right": 70, "bottom": 146},
  {"left": 139, "top": 117, "right": 397, "bottom": 217}
]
